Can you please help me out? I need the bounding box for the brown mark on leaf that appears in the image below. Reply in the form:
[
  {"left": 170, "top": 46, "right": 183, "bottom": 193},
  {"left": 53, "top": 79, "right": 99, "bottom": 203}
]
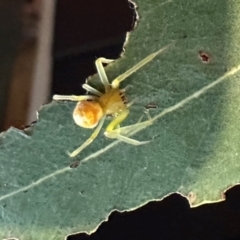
[
  {"left": 188, "top": 191, "right": 197, "bottom": 204},
  {"left": 70, "top": 161, "right": 80, "bottom": 169},
  {"left": 145, "top": 103, "right": 158, "bottom": 110},
  {"left": 198, "top": 50, "right": 211, "bottom": 63}
]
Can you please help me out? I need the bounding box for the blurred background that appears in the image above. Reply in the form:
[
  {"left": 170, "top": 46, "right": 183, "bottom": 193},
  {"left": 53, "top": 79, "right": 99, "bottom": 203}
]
[
  {"left": 0, "top": 0, "right": 50, "bottom": 131},
  {"left": 0, "top": 0, "right": 135, "bottom": 131}
]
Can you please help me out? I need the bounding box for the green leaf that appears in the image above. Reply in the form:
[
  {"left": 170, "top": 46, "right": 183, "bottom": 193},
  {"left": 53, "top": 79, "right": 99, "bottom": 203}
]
[{"left": 1, "top": 0, "right": 240, "bottom": 239}]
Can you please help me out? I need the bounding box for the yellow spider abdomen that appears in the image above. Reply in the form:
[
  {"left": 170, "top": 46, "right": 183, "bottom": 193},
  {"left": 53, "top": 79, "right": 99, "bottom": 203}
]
[{"left": 73, "top": 100, "right": 103, "bottom": 128}]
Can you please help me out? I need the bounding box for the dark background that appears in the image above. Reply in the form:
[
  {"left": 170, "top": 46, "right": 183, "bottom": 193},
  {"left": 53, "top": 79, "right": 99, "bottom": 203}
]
[
  {"left": 52, "top": 1, "right": 240, "bottom": 240},
  {"left": 52, "top": 0, "right": 136, "bottom": 96}
]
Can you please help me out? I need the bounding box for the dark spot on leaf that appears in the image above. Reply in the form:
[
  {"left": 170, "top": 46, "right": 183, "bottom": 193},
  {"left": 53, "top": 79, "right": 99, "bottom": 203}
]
[
  {"left": 145, "top": 103, "right": 158, "bottom": 109},
  {"left": 198, "top": 50, "right": 210, "bottom": 63},
  {"left": 70, "top": 161, "right": 80, "bottom": 168}
]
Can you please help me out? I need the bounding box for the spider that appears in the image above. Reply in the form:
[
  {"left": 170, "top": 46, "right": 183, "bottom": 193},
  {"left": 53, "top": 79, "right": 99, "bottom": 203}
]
[{"left": 53, "top": 44, "right": 172, "bottom": 157}]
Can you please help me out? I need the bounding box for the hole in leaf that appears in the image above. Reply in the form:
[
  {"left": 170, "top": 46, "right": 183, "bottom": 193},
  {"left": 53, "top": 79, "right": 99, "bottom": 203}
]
[
  {"left": 145, "top": 103, "right": 158, "bottom": 110},
  {"left": 70, "top": 161, "right": 80, "bottom": 169},
  {"left": 198, "top": 50, "right": 210, "bottom": 63}
]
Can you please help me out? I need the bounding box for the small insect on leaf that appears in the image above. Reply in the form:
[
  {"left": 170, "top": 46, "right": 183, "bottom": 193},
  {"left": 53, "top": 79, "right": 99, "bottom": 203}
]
[{"left": 53, "top": 42, "right": 174, "bottom": 158}]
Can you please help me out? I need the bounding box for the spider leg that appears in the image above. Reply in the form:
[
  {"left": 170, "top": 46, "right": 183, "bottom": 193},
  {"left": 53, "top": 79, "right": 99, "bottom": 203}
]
[
  {"left": 69, "top": 115, "right": 107, "bottom": 157},
  {"left": 136, "top": 106, "right": 153, "bottom": 123},
  {"left": 117, "top": 110, "right": 153, "bottom": 136},
  {"left": 95, "top": 57, "right": 114, "bottom": 92},
  {"left": 113, "top": 134, "right": 150, "bottom": 145},
  {"left": 111, "top": 43, "right": 174, "bottom": 89},
  {"left": 53, "top": 95, "right": 97, "bottom": 101},
  {"left": 126, "top": 98, "right": 138, "bottom": 108},
  {"left": 104, "top": 109, "right": 153, "bottom": 145},
  {"left": 105, "top": 109, "right": 130, "bottom": 136},
  {"left": 82, "top": 83, "right": 103, "bottom": 97}
]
